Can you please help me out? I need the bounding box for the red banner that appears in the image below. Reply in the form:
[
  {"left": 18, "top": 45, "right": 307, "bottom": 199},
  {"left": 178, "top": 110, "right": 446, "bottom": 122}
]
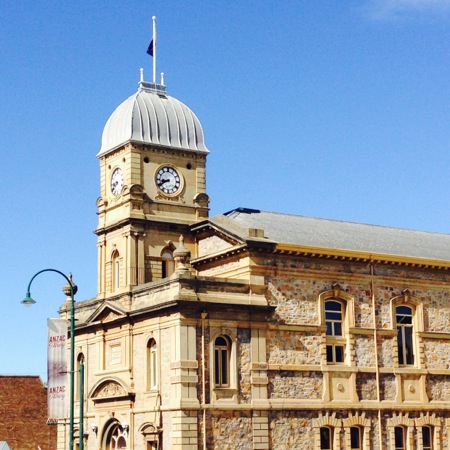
[{"left": 47, "top": 318, "right": 68, "bottom": 421}]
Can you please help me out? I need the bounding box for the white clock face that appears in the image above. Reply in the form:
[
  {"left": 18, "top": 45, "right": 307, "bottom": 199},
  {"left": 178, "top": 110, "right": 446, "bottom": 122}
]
[
  {"left": 155, "top": 166, "right": 181, "bottom": 195},
  {"left": 110, "top": 168, "right": 124, "bottom": 196}
]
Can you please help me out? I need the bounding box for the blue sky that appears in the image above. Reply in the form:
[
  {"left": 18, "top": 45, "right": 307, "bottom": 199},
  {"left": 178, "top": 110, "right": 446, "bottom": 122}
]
[{"left": 1, "top": 0, "right": 450, "bottom": 379}]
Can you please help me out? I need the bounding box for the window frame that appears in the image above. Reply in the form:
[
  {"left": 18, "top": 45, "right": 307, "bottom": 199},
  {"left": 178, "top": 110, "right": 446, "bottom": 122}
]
[
  {"left": 350, "top": 426, "right": 362, "bottom": 450},
  {"left": 75, "top": 353, "right": 85, "bottom": 401},
  {"left": 146, "top": 338, "right": 158, "bottom": 391},
  {"left": 213, "top": 335, "right": 231, "bottom": 388},
  {"left": 324, "top": 298, "right": 347, "bottom": 364},
  {"left": 110, "top": 249, "right": 121, "bottom": 291},
  {"left": 319, "top": 284, "right": 355, "bottom": 366},
  {"left": 422, "top": 425, "right": 433, "bottom": 450},
  {"left": 161, "top": 249, "right": 174, "bottom": 278},
  {"left": 394, "top": 426, "right": 406, "bottom": 450},
  {"left": 390, "top": 289, "right": 424, "bottom": 369},
  {"left": 396, "top": 305, "right": 414, "bottom": 366},
  {"left": 320, "top": 426, "right": 333, "bottom": 450}
]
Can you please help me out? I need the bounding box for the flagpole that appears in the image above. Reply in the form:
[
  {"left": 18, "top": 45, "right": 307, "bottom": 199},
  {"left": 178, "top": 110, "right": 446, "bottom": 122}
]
[{"left": 152, "top": 16, "right": 157, "bottom": 83}]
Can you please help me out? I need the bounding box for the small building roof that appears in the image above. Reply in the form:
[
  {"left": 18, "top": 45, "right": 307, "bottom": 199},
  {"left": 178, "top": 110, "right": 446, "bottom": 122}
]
[{"left": 217, "top": 208, "right": 450, "bottom": 262}]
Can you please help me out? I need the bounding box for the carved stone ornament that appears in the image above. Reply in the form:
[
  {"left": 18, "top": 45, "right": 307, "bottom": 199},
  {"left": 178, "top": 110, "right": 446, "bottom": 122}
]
[
  {"left": 173, "top": 235, "right": 191, "bottom": 272},
  {"left": 62, "top": 273, "right": 78, "bottom": 298},
  {"left": 95, "top": 381, "right": 126, "bottom": 398}
]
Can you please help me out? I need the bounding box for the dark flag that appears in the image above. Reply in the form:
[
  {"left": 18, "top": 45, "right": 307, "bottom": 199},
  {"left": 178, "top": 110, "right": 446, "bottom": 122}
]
[{"left": 147, "top": 40, "right": 154, "bottom": 56}]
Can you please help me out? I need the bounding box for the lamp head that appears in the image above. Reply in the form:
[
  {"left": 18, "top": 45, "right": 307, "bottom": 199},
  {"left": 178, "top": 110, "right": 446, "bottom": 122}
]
[{"left": 21, "top": 292, "right": 36, "bottom": 307}]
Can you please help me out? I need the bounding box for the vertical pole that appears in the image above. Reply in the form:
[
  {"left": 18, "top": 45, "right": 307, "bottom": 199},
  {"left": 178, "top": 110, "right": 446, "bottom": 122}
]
[
  {"left": 79, "top": 359, "right": 84, "bottom": 450},
  {"left": 69, "top": 290, "right": 75, "bottom": 450},
  {"left": 22, "top": 269, "right": 77, "bottom": 450},
  {"left": 370, "top": 261, "right": 383, "bottom": 450},
  {"left": 152, "top": 16, "right": 157, "bottom": 83},
  {"left": 201, "top": 312, "right": 207, "bottom": 450}
]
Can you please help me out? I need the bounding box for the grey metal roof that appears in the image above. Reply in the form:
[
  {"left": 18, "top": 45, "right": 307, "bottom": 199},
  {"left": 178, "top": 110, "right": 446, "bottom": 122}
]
[
  {"left": 222, "top": 208, "right": 450, "bottom": 262},
  {"left": 0, "top": 442, "right": 11, "bottom": 450},
  {"left": 98, "top": 81, "right": 209, "bottom": 157}
]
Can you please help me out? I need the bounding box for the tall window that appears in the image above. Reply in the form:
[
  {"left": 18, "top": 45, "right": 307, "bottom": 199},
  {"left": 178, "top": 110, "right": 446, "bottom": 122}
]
[
  {"left": 147, "top": 339, "right": 158, "bottom": 390},
  {"left": 325, "top": 300, "right": 345, "bottom": 363},
  {"left": 75, "top": 353, "right": 85, "bottom": 401},
  {"left": 396, "top": 305, "right": 414, "bottom": 365},
  {"left": 214, "top": 335, "right": 230, "bottom": 387},
  {"left": 350, "top": 426, "right": 362, "bottom": 450},
  {"left": 320, "top": 427, "right": 333, "bottom": 450},
  {"left": 161, "top": 250, "right": 174, "bottom": 278},
  {"left": 111, "top": 250, "right": 120, "bottom": 290},
  {"left": 422, "top": 426, "right": 433, "bottom": 450},
  {"left": 394, "top": 426, "right": 406, "bottom": 450}
]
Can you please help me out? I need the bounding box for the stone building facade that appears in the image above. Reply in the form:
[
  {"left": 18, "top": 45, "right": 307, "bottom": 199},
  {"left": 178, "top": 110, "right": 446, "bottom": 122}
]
[{"left": 55, "top": 74, "right": 450, "bottom": 450}]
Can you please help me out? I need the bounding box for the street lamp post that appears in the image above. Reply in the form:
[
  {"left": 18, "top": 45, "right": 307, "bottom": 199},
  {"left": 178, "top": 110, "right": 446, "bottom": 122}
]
[{"left": 21, "top": 268, "right": 77, "bottom": 450}]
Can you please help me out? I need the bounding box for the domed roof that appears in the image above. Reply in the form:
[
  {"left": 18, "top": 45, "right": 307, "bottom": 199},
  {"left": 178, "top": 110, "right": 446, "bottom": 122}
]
[{"left": 98, "top": 81, "right": 209, "bottom": 157}]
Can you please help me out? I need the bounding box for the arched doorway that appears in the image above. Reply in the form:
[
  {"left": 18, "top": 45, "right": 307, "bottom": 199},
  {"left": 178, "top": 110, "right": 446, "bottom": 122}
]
[{"left": 102, "top": 421, "right": 128, "bottom": 450}]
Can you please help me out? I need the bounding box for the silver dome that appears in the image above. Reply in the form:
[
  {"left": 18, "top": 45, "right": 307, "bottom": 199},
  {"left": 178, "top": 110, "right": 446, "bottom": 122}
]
[{"left": 98, "top": 81, "right": 209, "bottom": 157}]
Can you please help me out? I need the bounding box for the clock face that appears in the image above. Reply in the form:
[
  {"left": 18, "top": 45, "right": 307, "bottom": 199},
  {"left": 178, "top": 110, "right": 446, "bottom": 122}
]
[
  {"left": 155, "top": 166, "right": 181, "bottom": 195},
  {"left": 110, "top": 168, "right": 124, "bottom": 196}
]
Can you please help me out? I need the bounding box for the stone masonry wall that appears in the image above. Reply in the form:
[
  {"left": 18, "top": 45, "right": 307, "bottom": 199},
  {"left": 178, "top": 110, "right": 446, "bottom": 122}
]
[
  {"left": 238, "top": 328, "right": 252, "bottom": 403},
  {"left": 267, "top": 330, "right": 322, "bottom": 365},
  {"left": 209, "top": 411, "right": 253, "bottom": 450},
  {"left": 268, "top": 371, "right": 323, "bottom": 399}
]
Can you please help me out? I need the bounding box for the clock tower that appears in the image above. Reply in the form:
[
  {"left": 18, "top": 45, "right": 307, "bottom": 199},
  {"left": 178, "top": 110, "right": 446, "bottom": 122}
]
[{"left": 95, "top": 76, "right": 210, "bottom": 299}]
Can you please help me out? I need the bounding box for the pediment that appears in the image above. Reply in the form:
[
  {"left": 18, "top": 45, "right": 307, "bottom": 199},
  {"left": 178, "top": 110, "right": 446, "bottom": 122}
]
[
  {"left": 192, "top": 218, "right": 247, "bottom": 259},
  {"left": 197, "top": 234, "right": 237, "bottom": 257},
  {"left": 139, "top": 422, "right": 161, "bottom": 436},
  {"left": 90, "top": 378, "right": 134, "bottom": 404},
  {"left": 86, "top": 302, "right": 127, "bottom": 324}
]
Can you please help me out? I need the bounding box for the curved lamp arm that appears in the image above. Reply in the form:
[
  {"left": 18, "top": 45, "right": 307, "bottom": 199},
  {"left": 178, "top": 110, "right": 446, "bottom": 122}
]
[
  {"left": 22, "top": 268, "right": 75, "bottom": 305},
  {"left": 21, "top": 268, "right": 77, "bottom": 450}
]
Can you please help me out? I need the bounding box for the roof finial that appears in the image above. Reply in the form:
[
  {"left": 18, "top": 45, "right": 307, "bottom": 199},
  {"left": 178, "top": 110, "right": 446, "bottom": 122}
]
[
  {"left": 173, "top": 235, "right": 191, "bottom": 273},
  {"left": 140, "top": 68, "right": 144, "bottom": 82},
  {"left": 161, "top": 72, "right": 165, "bottom": 86}
]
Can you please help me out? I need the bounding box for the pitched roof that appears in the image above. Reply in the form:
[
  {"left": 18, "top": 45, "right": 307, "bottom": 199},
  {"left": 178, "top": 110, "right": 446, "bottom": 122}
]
[{"left": 220, "top": 208, "right": 450, "bottom": 262}]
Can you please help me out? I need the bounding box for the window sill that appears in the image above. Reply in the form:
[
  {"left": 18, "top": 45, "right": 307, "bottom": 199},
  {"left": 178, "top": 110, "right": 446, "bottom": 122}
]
[{"left": 211, "top": 387, "right": 238, "bottom": 403}]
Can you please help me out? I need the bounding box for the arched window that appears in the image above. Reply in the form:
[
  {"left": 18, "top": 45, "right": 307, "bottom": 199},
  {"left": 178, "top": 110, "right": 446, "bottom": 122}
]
[
  {"left": 103, "top": 421, "right": 128, "bottom": 450},
  {"left": 110, "top": 426, "right": 127, "bottom": 450},
  {"left": 161, "top": 250, "right": 174, "bottom": 278},
  {"left": 147, "top": 339, "right": 158, "bottom": 391},
  {"left": 350, "top": 426, "right": 362, "bottom": 450},
  {"left": 320, "top": 427, "right": 333, "bottom": 450},
  {"left": 214, "top": 335, "right": 231, "bottom": 387},
  {"left": 319, "top": 285, "right": 354, "bottom": 366},
  {"left": 75, "top": 353, "right": 85, "bottom": 401},
  {"left": 343, "top": 414, "right": 370, "bottom": 450},
  {"left": 325, "top": 299, "right": 345, "bottom": 363},
  {"left": 394, "top": 426, "right": 406, "bottom": 450},
  {"left": 325, "top": 300, "right": 343, "bottom": 336},
  {"left": 396, "top": 305, "right": 414, "bottom": 366},
  {"left": 422, "top": 425, "right": 433, "bottom": 450},
  {"left": 111, "top": 250, "right": 120, "bottom": 290}
]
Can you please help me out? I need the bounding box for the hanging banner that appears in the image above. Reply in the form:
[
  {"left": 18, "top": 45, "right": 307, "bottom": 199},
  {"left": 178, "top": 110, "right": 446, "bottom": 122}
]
[{"left": 47, "top": 318, "right": 68, "bottom": 422}]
